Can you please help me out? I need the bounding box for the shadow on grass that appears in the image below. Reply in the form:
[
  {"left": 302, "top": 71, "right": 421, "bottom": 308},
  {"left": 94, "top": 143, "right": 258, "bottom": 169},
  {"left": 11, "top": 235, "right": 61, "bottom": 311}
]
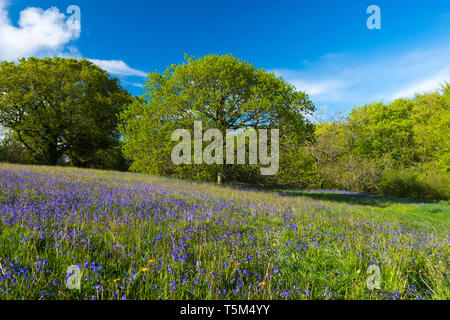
[
  {"left": 229, "top": 183, "right": 437, "bottom": 208},
  {"left": 277, "top": 190, "right": 432, "bottom": 208},
  {"left": 228, "top": 183, "right": 448, "bottom": 229}
]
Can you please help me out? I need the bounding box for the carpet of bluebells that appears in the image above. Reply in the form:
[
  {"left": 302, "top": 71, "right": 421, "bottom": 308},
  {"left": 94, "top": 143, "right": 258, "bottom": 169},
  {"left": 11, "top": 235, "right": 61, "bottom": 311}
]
[{"left": 0, "top": 164, "right": 448, "bottom": 300}]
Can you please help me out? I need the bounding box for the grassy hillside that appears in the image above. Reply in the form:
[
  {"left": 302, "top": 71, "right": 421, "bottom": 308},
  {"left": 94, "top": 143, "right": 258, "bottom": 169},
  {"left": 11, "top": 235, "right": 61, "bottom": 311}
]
[
  {"left": 0, "top": 163, "right": 448, "bottom": 300},
  {"left": 276, "top": 190, "right": 449, "bottom": 231}
]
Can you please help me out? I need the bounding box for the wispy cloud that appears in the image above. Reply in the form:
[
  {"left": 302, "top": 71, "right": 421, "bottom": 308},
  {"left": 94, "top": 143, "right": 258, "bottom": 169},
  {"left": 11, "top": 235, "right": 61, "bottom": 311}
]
[
  {"left": 88, "top": 59, "right": 147, "bottom": 77},
  {"left": 274, "top": 71, "right": 346, "bottom": 101},
  {"left": 274, "top": 43, "right": 450, "bottom": 113},
  {"left": 390, "top": 67, "right": 450, "bottom": 100},
  {"left": 0, "top": 0, "right": 146, "bottom": 78}
]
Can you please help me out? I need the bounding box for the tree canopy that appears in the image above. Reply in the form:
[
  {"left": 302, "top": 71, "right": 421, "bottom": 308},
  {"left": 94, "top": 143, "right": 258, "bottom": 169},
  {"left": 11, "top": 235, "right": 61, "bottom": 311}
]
[
  {"left": 120, "top": 54, "right": 315, "bottom": 183},
  {"left": 0, "top": 57, "right": 131, "bottom": 167}
]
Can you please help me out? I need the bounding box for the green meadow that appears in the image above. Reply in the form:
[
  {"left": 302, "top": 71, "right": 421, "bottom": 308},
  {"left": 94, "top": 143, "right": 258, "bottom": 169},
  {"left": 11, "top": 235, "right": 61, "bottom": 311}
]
[{"left": 0, "top": 164, "right": 448, "bottom": 300}]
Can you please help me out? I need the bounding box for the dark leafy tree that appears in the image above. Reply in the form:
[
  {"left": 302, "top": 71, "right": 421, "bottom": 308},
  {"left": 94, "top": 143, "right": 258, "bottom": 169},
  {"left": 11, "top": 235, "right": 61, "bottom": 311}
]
[{"left": 0, "top": 57, "right": 131, "bottom": 167}]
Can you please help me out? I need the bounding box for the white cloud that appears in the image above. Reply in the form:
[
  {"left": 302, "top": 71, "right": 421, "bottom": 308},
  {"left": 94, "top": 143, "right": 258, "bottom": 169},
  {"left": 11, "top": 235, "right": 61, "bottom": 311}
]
[
  {"left": 390, "top": 67, "right": 450, "bottom": 100},
  {"left": 0, "top": 1, "right": 146, "bottom": 79},
  {"left": 0, "top": 0, "right": 8, "bottom": 22},
  {"left": 88, "top": 59, "right": 147, "bottom": 77},
  {"left": 274, "top": 43, "right": 450, "bottom": 114},
  {"left": 0, "top": 0, "right": 78, "bottom": 61},
  {"left": 274, "top": 70, "right": 346, "bottom": 99}
]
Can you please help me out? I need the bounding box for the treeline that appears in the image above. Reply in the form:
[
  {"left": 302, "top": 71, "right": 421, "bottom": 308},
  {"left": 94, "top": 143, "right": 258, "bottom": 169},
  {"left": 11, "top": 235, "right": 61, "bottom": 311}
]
[
  {"left": 0, "top": 56, "right": 448, "bottom": 200},
  {"left": 305, "top": 87, "right": 450, "bottom": 200}
]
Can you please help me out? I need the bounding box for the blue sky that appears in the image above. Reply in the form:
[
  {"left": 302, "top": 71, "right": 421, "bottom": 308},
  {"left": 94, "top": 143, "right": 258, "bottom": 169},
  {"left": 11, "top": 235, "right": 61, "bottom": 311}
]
[{"left": 1, "top": 0, "right": 449, "bottom": 118}]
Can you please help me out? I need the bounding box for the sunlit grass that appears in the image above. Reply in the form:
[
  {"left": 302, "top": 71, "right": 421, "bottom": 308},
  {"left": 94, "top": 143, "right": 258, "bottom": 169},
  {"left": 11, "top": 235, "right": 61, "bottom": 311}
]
[{"left": 0, "top": 163, "right": 448, "bottom": 300}]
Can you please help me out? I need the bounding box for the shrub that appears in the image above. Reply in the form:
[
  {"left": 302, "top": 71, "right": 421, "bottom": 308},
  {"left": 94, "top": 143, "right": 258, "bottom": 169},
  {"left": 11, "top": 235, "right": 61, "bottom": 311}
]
[{"left": 380, "top": 168, "right": 449, "bottom": 200}]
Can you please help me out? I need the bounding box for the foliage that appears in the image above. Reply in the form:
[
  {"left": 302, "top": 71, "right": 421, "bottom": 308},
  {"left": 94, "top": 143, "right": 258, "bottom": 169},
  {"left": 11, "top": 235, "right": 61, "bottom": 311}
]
[
  {"left": 0, "top": 57, "right": 131, "bottom": 168},
  {"left": 119, "top": 54, "right": 315, "bottom": 184},
  {"left": 380, "top": 168, "right": 449, "bottom": 200},
  {"left": 308, "top": 84, "right": 450, "bottom": 200},
  {"left": 0, "top": 55, "right": 447, "bottom": 200},
  {"left": 0, "top": 130, "right": 34, "bottom": 164}
]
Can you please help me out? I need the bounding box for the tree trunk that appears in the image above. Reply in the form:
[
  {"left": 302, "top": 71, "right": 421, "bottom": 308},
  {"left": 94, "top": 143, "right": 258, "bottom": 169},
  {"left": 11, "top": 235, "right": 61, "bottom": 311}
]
[
  {"left": 217, "top": 172, "right": 222, "bottom": 185},
  {"left": 45, "top": 142, "right": 60, "bottom": 166}
]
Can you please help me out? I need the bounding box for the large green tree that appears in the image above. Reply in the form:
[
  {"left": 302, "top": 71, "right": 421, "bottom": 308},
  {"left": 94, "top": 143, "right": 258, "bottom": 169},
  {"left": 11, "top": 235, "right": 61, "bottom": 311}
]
[
  {"left": 0, "top": 57, "right": 131, "bottom": 167},
  {"left": 120, "top": 54, "right": 315, "bottom": 184}
]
